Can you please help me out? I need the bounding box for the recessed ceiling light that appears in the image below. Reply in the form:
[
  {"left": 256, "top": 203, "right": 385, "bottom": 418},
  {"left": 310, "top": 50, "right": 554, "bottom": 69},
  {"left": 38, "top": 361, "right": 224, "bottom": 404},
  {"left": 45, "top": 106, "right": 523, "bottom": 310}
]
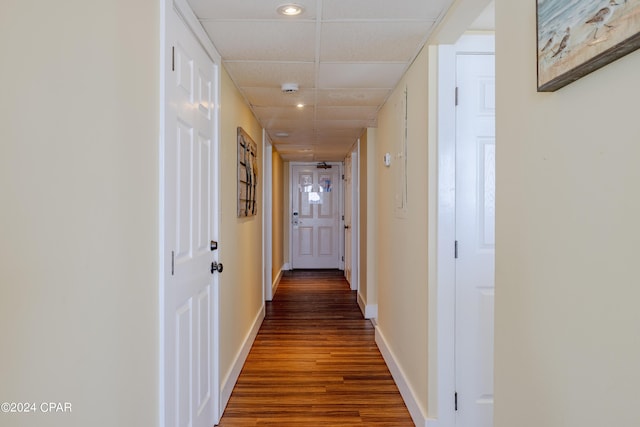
[
  {"left": 277, "top": 4, "right": 304, "bottom": 16},
  {"left": 275, "top": 132, "right": 289, "bottom": 138},
  {"left": 296, "top": 103, "right": 305, "bottom": 108}
]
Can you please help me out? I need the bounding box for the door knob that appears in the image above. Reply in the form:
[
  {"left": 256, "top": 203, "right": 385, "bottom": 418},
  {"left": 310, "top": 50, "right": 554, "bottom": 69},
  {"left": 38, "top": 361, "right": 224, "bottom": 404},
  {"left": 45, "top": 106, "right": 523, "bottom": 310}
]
[
  {"left": 210, "top": 261, "right": 223, "bottom": 274},
  {"left": 344, "top": 225, "right": 350, "bottom": 229}
]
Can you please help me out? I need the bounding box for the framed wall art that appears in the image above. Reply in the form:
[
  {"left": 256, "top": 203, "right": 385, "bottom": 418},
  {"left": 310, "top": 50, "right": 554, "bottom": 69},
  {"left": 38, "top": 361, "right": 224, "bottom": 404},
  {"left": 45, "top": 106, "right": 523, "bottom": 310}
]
[
  {"left": 237, "top": 127, "right": 258, "bottom": 217},
  {"left": 537, "top": 0, "right": 640, "bottom": 91}
]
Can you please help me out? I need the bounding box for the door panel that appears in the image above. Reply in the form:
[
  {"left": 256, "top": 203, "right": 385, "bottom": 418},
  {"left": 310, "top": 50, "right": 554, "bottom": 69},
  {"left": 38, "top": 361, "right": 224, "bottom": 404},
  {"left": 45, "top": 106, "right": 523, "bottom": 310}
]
[
  {"left": 291, "top": 165, "right": 340, "bottom": 269},
  {"left": 455, "top": 53, "right": 495, "bottom": 427},
  {"left": 164, "top": 10, "right": 218, "bottom": 427}
]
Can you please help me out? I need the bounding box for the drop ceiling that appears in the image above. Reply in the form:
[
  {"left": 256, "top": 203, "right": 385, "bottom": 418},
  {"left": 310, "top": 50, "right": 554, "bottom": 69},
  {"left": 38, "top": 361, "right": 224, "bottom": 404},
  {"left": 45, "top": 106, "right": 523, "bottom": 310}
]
[{"left": 187, "top": 0, "right": 456, "bottom": 161}]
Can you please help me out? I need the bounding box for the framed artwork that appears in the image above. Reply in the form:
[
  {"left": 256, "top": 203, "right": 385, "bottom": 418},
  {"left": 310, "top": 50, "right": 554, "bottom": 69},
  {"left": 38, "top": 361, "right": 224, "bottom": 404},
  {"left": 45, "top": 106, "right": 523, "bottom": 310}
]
[
  {"left": 537, "top": 0, "right": 640, "bottom": 91},
  {"left": 237, "top": 127, "right": 258, "bottom": 217}
]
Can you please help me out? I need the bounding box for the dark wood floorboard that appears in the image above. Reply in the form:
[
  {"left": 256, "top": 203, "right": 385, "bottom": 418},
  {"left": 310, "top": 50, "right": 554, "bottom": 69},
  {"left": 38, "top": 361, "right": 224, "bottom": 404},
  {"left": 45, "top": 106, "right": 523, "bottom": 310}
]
[{"left": 217, "top": 269, "right": 414, "bottom": 426}]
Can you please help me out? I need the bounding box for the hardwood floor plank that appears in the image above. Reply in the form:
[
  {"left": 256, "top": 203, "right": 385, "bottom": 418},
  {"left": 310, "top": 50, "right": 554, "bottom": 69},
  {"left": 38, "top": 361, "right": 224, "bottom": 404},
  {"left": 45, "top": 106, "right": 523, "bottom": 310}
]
[{"left": 217, "top": 269, "right": 414, "bottom": 426}]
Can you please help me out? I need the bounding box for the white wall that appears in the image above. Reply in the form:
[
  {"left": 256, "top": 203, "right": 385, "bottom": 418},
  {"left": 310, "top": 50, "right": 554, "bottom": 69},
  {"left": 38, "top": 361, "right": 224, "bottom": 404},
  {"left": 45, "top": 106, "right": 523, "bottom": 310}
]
[
  {"left": 495, "top": 0, "right": 640, "bottom": 426},
  {"left": 0, "top": 1, "right": 159, "bottom": 426}
]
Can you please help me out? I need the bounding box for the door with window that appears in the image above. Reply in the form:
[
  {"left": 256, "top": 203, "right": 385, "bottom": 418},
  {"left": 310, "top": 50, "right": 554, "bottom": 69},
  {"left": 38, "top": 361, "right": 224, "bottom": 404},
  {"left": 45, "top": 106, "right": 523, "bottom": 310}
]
[{"left": 291, "top": 164, "right": 341, "bottom": 269}]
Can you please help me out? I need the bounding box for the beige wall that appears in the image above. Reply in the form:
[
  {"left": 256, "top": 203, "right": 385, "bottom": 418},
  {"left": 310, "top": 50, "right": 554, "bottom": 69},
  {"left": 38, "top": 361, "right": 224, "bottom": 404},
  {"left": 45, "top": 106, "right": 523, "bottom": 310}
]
[
  {"left": 495, "top": 1, "right": 640, "bottom": 426},
  {"left": 272, "top": 150, "right": 285, "bottom": 281},
  {"left": 218, "top": 66, "right": 264, "bottom": 386},
  {"left": 374, "top": 46, "right": 431, "bottom": 412},
  {"left": 0, "top": 1, "right": 159, "bottom": 426}
]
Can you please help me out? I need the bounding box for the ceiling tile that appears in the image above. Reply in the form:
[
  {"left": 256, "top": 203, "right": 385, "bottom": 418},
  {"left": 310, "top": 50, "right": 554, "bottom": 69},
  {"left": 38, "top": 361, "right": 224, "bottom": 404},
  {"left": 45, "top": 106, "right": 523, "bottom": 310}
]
[
  {"left": 224, "top": 62, "right": 315, "bottom": 88},
  {"left": 316, "top": 119, "right": 373, "bottom": 129},
  {"left": 318, "top": 63, "right": 407, "bottom": 89},
  {"left": 266, "top": 119, "right": 317, "bottom": 132},
  {"left": 322, "top": 0, "right": 449, "bottom": 20},
  {"left": 188, "top": 0, "right": 318, "bottom": 20},
  {"left": 243, "top": 87, "right": 316, "bottom": 107},
  {"left": 202, "top": 21, "right": 316, "bottom": 61},
  {"left": 252, "top": 106, "right": 316, "bottom": 122},
  {"left": 187, "top": 0, "right": 458, "bottom": 162},
  {"left": 321, "top": 22, "right": 434, "bottom": 62},
  {"left": 316, "top": 89, "right": 389, "bottom": 106},
  {"left": 316, "top": 106, "right": 378, "bottom": 121}
]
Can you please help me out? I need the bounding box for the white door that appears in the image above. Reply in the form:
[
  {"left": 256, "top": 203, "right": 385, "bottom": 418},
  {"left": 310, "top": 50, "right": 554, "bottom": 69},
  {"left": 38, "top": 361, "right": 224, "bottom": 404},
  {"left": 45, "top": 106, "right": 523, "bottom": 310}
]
[
  {"left": 163, "top": 10, "right": 218, "bottom": 427},
  {"left": 344, "top": 155, "right": 352, "bottom": 283},
  {"left": 455, "top": 53, "right": 495, "bottom": 427},
  {"left": 291, "top": 164, "right": 341, "bottom": 269}
]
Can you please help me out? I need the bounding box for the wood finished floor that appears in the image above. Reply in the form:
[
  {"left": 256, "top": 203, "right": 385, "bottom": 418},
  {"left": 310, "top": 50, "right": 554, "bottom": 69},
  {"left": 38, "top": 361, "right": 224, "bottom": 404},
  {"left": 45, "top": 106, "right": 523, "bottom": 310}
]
[{"left": 217, "top": 269, "right": 414, "bottom": 426}]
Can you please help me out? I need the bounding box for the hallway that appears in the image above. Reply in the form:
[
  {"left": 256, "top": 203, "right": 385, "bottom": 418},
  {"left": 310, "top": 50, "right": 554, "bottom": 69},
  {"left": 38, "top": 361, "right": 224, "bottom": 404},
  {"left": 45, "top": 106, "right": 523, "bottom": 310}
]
[{"left": 218, "top": 270, "right": 414, "bottom": 426}]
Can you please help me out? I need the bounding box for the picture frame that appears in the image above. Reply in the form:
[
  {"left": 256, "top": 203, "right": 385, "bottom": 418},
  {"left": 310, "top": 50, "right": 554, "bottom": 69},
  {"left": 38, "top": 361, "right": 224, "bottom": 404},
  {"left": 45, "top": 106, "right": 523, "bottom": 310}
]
[
  {"left": 537, "top": 0, "right": 640, "bottom": 92},
  {"left": 237, "top": 127, "right": 258, "bottom": 217}
]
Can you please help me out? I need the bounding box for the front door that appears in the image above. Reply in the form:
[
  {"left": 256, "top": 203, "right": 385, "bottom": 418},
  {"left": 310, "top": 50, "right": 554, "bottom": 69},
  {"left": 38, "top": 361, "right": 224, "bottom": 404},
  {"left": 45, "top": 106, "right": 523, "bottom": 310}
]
[
  {"left": 291, "top": 164, "right": 341, "bottom": 269},
  {"left": 163, "top": 9, "right": 219, "bottom": 427},
  {"left": 455, "top": 52, "right": 495, "bottom": 427}
]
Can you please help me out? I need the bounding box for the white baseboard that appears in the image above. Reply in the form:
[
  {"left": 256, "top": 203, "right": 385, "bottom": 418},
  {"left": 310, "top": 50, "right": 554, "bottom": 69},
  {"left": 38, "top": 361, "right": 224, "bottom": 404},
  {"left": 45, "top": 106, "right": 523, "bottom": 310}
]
[
  {"left": 357, "top": 292, "right": 378, "bottom": 319},
  {"left": 283, "top": 262, "right": 291, "bottom": 271},
  {"left": 365, "top": 304, "right": 378, "bottom": 319},
  {"left": 272, "top": 265, "right": 284, "bottom": 297},
  {"left": 375, "top": 326, "right": 428, "bottom": 427},
  {"left": 220, "top": 304, "right": 265, "bottom": 413}
]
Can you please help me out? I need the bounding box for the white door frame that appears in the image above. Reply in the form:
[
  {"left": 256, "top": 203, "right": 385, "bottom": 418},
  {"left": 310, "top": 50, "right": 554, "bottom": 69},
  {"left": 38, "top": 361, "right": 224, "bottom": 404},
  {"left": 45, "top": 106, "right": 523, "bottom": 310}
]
[
  {"left": 431, "top": 34, "right": 495, "bottom": 427},
  {"left": 263, "top": 132, "right": 273, "bottom": 301},
  {"left": 159, "top": 0, "right": 222, "bottom": 425},
  {"left": 348, "top": 142, "right": 360, "bottom": 291},
  {"left": 288, "top": 162, "right": 344, "bottom": 270}
]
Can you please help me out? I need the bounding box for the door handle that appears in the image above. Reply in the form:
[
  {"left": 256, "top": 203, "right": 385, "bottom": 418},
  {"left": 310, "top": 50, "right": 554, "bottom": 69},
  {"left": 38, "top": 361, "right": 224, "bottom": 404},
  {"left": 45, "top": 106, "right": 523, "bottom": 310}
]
[
  {"left": 210, "top": 261, "right": 223, "bottom": 274},
  {"left": 344, "top": 225, "right": 350, "bottom": 229}
]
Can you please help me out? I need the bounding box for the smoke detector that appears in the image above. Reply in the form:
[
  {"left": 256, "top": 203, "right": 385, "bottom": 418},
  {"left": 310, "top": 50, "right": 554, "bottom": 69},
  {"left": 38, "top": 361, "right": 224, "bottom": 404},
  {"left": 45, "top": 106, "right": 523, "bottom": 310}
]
[{"left": 281, "top": 83, "right": 299, "bottom": 94}]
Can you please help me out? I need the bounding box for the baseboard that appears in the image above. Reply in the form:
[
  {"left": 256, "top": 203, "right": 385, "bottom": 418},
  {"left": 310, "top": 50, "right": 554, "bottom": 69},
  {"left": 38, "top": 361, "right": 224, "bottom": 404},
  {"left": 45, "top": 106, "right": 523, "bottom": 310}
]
[
  {"left": 365, "top": 304, "right": 378, "bottom": 319},
  {"left": 220, "top": 304, "right": 265, "bottom": 413},
  {"left": 357, "top": 292, "right": 378, "bottom": 319},
  {"left": 283, "top": 262, "right": 291, "bottom": 271},
  {"left": 375, "top": 326, "right": 428, "bottom": 427},
  {"left": 271, "top": 265, "right": 284, "bottom": 297},
  {"left": 357, "top": 292, "right": 366, "bottom": 316}
]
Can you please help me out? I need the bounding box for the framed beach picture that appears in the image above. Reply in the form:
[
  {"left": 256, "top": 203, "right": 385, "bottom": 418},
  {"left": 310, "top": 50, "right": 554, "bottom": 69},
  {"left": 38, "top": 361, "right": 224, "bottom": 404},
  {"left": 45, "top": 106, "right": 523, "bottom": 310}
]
[{"left": 537, "top": 0, "right": 640, "bottom": 91}]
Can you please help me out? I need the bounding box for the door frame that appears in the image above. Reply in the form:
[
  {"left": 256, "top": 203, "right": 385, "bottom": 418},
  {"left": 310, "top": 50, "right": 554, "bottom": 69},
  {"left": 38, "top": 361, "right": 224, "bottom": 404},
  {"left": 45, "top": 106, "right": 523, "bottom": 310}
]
[
  {"left": 263, "top": 132, "right": 273, "bottom": 301},
  {"left": 288, "top": 161, "right": 344, "bottom": 270},
  {"left": 159, "top": 0, "right": 222, "bottom": 425},
  {"left": 345, "top": 142, "right": 360, "bottom": 291},
  {"left": 431, "top": 33, "right": 495, "bottom": 427}
]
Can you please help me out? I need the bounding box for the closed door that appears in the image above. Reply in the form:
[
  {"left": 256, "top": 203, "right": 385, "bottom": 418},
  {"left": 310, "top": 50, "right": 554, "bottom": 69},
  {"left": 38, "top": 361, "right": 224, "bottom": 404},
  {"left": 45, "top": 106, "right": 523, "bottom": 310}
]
[
  {"left": 291, "top": 164, "right": 341, "bottom": 269},
  {"left": 163, "top": 11, "right": 218, "bottom": 427},
  {"left": 455, "top": 53, "right": 495, "bottom": 427}
]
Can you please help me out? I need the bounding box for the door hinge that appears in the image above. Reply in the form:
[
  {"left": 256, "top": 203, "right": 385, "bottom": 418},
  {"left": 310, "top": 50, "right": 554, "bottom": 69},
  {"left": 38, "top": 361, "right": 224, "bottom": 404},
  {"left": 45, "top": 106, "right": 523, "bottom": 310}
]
[
  {"left": 342, "top": 256, "right": 344, "bottom": 261},
  {"left": 171, "top": 250, "right": 175, "bottom": 275},
  {"left": 171, "top": 46, "right": 175, "bottom": 71},
  {"left": 342, "top": 174, "right": 345, "bottom": 180},
  {"left": 342, "top": 215, "right": 345, "bottom": 221},
  {"left": 454, "top": 240, "right": 459, "bottom": 259},
  {"left": 455, "top": 392, "right": 458, "bottom": 411},
  {"left": 455, "top": 87, "right": 459, "bottom": 106}
]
